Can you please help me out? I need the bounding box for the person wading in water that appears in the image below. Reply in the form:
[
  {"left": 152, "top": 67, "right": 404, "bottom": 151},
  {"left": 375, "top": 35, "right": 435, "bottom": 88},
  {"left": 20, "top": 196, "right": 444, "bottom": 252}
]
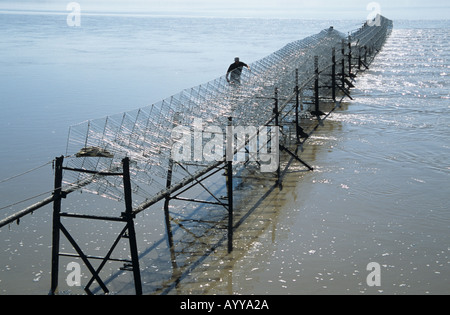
[{"left": 226, "top": 57, "right": 250, "bottom": 84}]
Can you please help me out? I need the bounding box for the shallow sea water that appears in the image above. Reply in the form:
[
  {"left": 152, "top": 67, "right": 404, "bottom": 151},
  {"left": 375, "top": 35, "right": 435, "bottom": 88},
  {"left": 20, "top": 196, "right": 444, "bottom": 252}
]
[{"left": 0, "top": 14, "right": 449, "bottom": 294}]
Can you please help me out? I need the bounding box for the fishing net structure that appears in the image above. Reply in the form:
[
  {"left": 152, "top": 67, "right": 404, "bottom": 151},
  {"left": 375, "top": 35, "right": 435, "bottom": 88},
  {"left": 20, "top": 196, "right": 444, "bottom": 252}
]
[{"left": 63, "top": 16, "right": 393, "bottom": 210}]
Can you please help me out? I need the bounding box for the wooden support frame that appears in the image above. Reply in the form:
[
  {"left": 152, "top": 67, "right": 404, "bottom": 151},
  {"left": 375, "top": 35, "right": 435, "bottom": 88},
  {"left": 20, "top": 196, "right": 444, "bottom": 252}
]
[{"left": 50, "top": 156, "right": 142, "bottom": 295}]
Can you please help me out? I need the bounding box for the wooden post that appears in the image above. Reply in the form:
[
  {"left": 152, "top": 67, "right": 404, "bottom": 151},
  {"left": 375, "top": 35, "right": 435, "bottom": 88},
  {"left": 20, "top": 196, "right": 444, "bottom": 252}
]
[
  {"left": 341, "top": 39, "right": 346, "bottom": 88},
  {"left": 164, "top": 158, "right": 175, "bottom": 249},
  {"left": 50, "top": 156, "right": 64, "bottom": 295},
  {"left": 295, "top": 69, "right": 301, "bottom": 143},
  {"left": 122, "top": 157, "right": 143, "bottom": 295},
  {"left": 226, "top": 160, "right": 233, "bottom": 253},
  {"left": 364, "top": 45, "right": 368, "bottom": 64},
  {"left": 331, "top": 48, "right": 336, "bottom": 102},
  {"left": 348, "top": 36, "right": 352, "bottom": 77},
  {"left": 358, "top": 46, "right": 362, "bottom": 70},
  {"left": 226, "top": 117, "right": 234, "bottom": 164},
  {"left": 315, "top": 56, "right": 319, "bottom": 112},
  {"left": 274, "top": 87, "right": 279, "bottom": 127},
  {"left": 226, "top": 117, "right": 233, "bottom": 253},
  {"left": 274, "top": 88, "right": 281, "bottom": 187},
  {"left": 313, "top": 56, "right": 322, "bottom": 116}
]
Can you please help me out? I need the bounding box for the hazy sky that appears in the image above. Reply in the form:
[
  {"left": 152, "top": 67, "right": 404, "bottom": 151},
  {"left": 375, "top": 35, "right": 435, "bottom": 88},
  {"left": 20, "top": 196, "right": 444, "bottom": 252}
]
[{"left": 0, "top": 0, "right": 449, "bottom": 19}]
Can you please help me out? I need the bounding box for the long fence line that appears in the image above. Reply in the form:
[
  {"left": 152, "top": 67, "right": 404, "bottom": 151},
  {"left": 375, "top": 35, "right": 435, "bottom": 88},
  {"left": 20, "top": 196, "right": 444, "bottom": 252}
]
[{"left": 0, "top": 15, "right": 393, "bottom": 295}]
